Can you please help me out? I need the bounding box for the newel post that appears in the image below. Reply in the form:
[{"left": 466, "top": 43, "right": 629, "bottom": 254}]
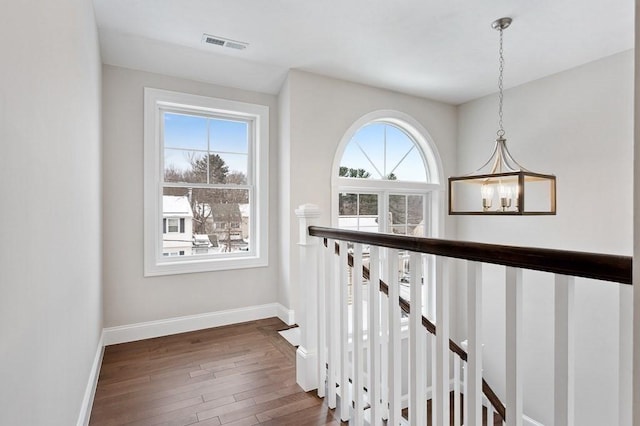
[{"left": 295, "top": 203, "right": 321, "bottom": 391}]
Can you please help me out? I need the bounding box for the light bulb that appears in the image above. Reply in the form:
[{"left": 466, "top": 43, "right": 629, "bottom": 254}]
[
  {"left": 480, "top": 184, "right": 494, "bottom": 211},
  {"left": 499, "top": 184, "right": 513, "bottom": 211}
]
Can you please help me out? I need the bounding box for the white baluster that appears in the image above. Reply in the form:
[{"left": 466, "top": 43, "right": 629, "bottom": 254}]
[
  {"left": 619, "top": 283, "right": 633, "bottom": 426},
  {"left": 432, "top": 332, "right": 437, "bottom": 426},
  {"left": 436, "top": 256, "right": 450, "bottom": 426},
  {"left": 467, "top": 261, "right": 483, "bottom": 426},
  {"left": 339, "top": 240, "right": 351, "bottom": 421},
  {"left": 368, "top": 246, "right": 382, "bottom": 426},
  {"left": 505, "top": 267, "right": 523, "bottom": 426},
  {"left": 409, "top": 252, "right": 427, "bottom": 425},
  {"left": 463, "top": 354, "right": 468, "bottom": 426},
  {"left": 380, "top": 247, "right": 389, "bottom": 421},
  {"left": 317, "top": 238, "right": 327, "bottom": 399},
  {"left": 353, "top": 243, "right": 365, "bottom": 424},
  {"left": 453, "top": 355, "right": 461, "bottom": 426},
  {"left": 387, "top": 249, "right": 401, "bottom": 425},
  {"left": 554, "top": 274, "right": 575, "bottom": 426},
  {"left": 327, "top": 239, "right": 337, "bottom": 409}
]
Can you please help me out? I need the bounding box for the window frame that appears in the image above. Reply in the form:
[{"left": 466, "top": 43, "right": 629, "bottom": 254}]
[
  {"left": 144, "top": 88, "right": 269, "bottom": 276},
  {"left": 332, "top": 111, "right": 444, "bottom": 239}
]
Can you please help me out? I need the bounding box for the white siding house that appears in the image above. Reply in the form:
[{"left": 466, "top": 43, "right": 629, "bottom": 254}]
[{"left": 162, "top": 195, "right": 193, "bottom": 251}]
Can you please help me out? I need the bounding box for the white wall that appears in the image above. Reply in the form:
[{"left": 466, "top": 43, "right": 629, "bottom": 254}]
[
  {"left": 102, "top": 65, "right": 279, "bottom": 327},
  {"left": 0, "top": 0, "right": 103, "bottom": 424},
  {"left": 278, "top": 69, "right": 458, "bottom": 323},
  {"left": 457, "top": 50, "right": 633, "bottom": 426}
]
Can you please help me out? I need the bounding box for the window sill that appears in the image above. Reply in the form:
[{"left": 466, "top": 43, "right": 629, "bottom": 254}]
[{"left": 144, "top": 254, "right": 268, "bottom": 277}]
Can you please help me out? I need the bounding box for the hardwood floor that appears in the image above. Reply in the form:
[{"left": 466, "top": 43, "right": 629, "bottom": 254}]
[{"left": 89, "top": 317, "right": 342, "bottom": 426}]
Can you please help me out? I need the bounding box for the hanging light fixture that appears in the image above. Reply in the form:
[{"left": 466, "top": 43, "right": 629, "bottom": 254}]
[{"left": 448, "top": 17, "right": 556, "bottom": 215}]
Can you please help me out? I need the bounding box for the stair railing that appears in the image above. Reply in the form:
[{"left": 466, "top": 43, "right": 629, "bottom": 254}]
[{"left": 294, "top": 204, "right": 632, "bottom": 426}]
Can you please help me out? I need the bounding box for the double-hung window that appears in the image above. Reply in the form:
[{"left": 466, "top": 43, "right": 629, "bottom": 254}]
[{"left": 144, "top": 88, "right": 269, "bottom": 276}]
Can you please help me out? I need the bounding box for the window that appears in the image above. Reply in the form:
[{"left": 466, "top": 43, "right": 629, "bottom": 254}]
[
  {"left": 333, "top": 112, "right": 443, "bottom": 305},
  {"left": 144, "top": 88, "right": 269, "bottom": 276},
  {"left": 334, "top": 118, "right": 442, "bottom": 237}
]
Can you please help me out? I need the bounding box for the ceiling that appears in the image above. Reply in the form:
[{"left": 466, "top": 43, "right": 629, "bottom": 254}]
[{"left": 93, "top": 0, "right": 634, "bottom": 105}]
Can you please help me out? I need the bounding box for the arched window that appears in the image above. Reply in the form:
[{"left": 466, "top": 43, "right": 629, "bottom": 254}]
[{"left": 332, "top": 111, "right": 443, "bottom": 239}]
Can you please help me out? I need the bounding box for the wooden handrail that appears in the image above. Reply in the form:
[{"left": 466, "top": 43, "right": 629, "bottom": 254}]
[
  {"left": 311, "top": 226, "right": 632, "bottom": 285},
  {"left": 333, "top": 240, "right": 507, "bottom": 421}
]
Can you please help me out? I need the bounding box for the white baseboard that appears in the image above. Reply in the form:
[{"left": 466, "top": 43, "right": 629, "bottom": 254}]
[
  {"left": 277, "top": 304, "right": 295, "bottom": 325},
  {"left": 76, "top": 331, "right": 104, "bottom": 426},
  {"left": 103, "top": 303, "right": 292, "bottom": 345}
]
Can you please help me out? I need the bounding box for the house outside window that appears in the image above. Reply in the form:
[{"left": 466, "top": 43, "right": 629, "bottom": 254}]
[{"left": 144, "top": 88, "right": 269, "bottom": 276}]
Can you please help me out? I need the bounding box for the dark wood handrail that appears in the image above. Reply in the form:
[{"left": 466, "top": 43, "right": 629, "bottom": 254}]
[
  {"left": 334, "top": 241, "right": 507, "bottom": 421},
  {"left": 311, "top": 226, "right": 632, "bottom": 285}
]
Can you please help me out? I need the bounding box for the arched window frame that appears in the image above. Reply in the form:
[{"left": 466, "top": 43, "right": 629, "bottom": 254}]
[{"left": 331, "top": 110, "right": 445, "bottom": 238}]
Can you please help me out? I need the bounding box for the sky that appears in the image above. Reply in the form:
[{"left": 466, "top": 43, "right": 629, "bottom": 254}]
[
  {"left": 163, "top": 112, "right": 249, "bottom": 177},
  {"left": 340, "top": 122, "right": 427, "bottom": 182},
  {"left": 162, "top": 114, "right": 428, "bottom": 183}
]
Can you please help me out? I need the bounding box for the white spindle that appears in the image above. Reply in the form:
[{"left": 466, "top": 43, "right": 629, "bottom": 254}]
[
  {"left": 554, "top": 274, "right": 575, "bottom": 426},
  {"left": 368, "top": 246, "right": 382, "bottom": 426},
  {"left": 380, "top": 248, "right": 390, "bottom": 420},
  {"left": 317, "top": 238, "right": 327, "bottom": 399},
  {"left": 387, "top": 248, "right": 401, "bottom": 425},
  {"left": 432, "top": 333, "right": 437, "bottom": 426},
  {"left": 436, "top": 256, "right": 450, "bottom": 426},
  {"left": 453, "top": 355, "right": 461, "bottom": 426},
  {"left": 353, "top": 243, "right": 365, "bottom": 424},
  {"left": 619, "top": 283, "right": 633, "bottom": 426},
  {"left": 327, "top": 239, "right": 338, "bottom": 409},
  {"left": 339, "top": 240, "right": 351, "bottom": 421},
  {"left": 505, "top": 267, "right": 523, "bottom": 426},
  {"left": 467, "top": 261, "right": 483, "bottom": 426},
  {"left": 409, "top": 252, "right": 427, "bottom": 425},
  {"left": 463, "top": 354, "right": 468, "bottom": 426}
]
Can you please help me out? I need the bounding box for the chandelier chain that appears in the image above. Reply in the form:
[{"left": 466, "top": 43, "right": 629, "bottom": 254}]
[{"left": 497, "top": 26, "right": 505, "bottom": 138}]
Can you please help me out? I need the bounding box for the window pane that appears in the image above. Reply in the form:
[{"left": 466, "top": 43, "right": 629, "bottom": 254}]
[
  {"left": 338, "top": 193, "right": 379, "bottom": 232},
  {"left": 389, "top": 194, "right": 406, "bottom": 224},
  {"left": 358, "top": 194, "right": 378, "bottom": 215},
  {"left": 338, "top": 122, "right": 428, "bottom": 182},
  {"left": 407, "top": 195, "right": 424, "bottom": 225},
  {"left": 391, "top": 225, "right": 407, "bottom": 235},
  {"left": 163, "top": 112, "right": 208, "bottom": 150},
  {"left": 216, "top": 153, "right": 248, "bottom": 177},
  {"left": 210, "top": 119, "right": 248, "bottom": 153},
  {"left": 162, "top": 187, "right": 250, "bottom": 256},
  {"left": 339, "top": 193, "right": 357, "bottom": 215},
  {"left": 164, "top": 150, "right": 207, "bottom": 183}
]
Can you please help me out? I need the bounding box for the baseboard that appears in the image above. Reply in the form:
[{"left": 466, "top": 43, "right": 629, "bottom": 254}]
[
  {"left": 103, "top": 303, "right": 288, "bottom": 345},
  {"left": 76, "top": 331, "right": 104, "bottom": 426},
  {"left": 277, "top": 303, "right": 295, "bottom": 325}
]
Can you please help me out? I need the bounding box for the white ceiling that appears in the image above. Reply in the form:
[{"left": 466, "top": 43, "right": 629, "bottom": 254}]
[{"left": 93, "top": 0, "right": 634, "bottom": 105}]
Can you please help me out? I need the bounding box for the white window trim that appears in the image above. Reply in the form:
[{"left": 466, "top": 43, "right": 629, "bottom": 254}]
[
  {"left": 331, "top": 110, "right": 445, "bottom": 239},
  {"left": 144, "top": 87, "right": 269, "bottom": 276}
]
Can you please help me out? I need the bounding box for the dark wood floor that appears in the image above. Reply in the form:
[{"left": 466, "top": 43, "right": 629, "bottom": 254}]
[
  {"left": 90, "top": 317, "right": 342, "bottom": 426},
  {"left": 90, "top": 317, "right": 502, "bottom": 425}
]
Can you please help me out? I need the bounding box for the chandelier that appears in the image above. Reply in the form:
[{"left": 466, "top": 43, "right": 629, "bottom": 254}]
[{"left": 448, "top": 17, "right": 556, "bottom": 215}]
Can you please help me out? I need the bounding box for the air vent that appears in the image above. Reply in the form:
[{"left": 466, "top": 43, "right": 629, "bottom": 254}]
[{"left": 202, "top": 34, "right": 248, "bottom": 50}]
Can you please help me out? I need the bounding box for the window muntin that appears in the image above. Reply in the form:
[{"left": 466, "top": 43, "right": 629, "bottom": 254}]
[
  {"left": 339, "top": 122, "right": 428, "bottom": 182},
  {"left": 144, "top": 88, "right": 268, "bottom": 276}
]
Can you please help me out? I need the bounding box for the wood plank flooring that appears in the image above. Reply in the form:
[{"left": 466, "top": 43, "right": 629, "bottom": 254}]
[{"left": 89, "top": 317, "right": 342, "bottom": 426}]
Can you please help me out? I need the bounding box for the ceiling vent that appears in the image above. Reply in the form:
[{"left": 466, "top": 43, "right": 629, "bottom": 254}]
[{"left": 202, "top": 34, "right": 248, "bottom": 50}]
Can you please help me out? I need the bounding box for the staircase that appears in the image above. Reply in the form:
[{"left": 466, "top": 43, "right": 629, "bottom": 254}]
[{"left": 294, "top": 204, "right": 632, "bottom": 426}]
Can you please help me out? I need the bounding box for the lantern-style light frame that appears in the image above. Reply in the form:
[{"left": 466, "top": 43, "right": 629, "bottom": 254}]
[{"left": 448, "top": 17, "right": 557, "bottom": 215}]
